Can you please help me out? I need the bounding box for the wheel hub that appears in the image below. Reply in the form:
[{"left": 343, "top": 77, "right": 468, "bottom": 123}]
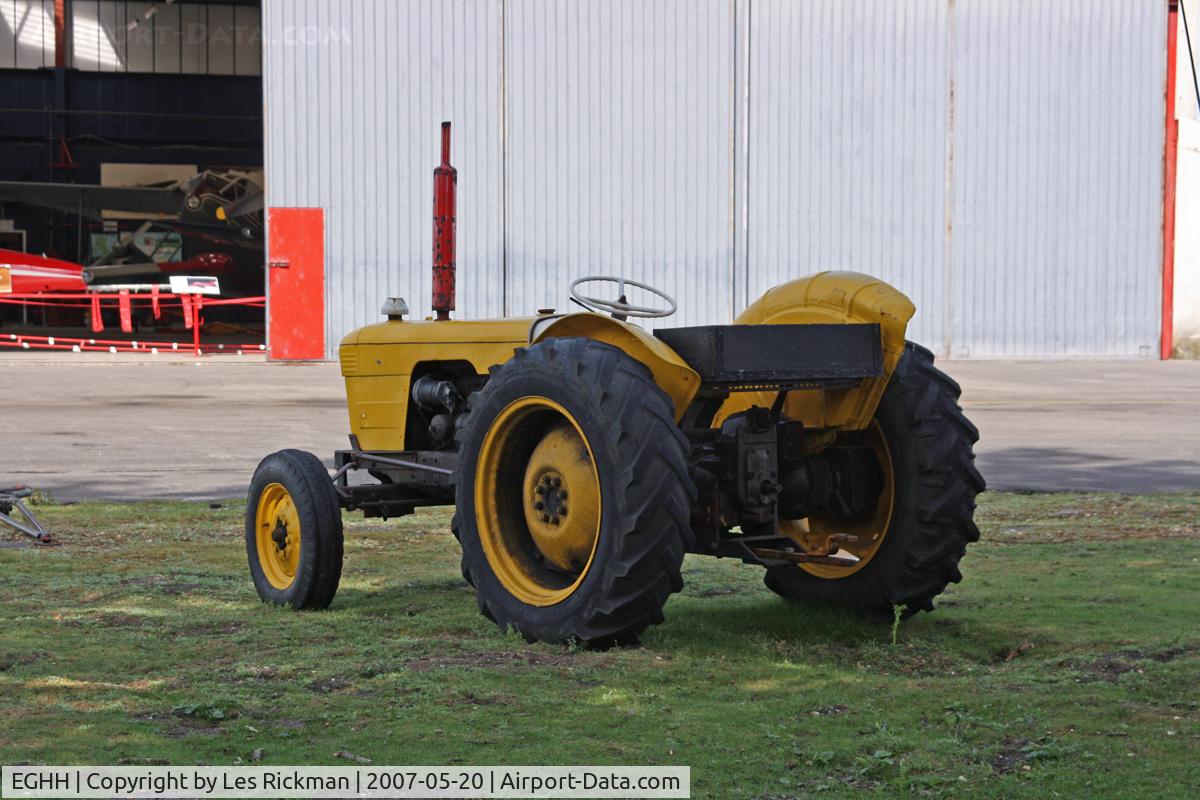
[
  {"left": 532, "top": 473, "right": 569, "bottom": 523},
  {"left": 271, "top": 521, "right": 289, "bottom": 550},
  {"left": 522, "top": 422, "right": 600, "bottom": 572},
  {"left": 254, "top": 482, "right": 302, "bottom": 589}
]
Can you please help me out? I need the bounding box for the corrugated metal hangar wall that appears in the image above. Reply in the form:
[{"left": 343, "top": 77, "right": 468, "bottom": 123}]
[{"left": 263, "top": 0, "right": 1166, "bottom": 359}]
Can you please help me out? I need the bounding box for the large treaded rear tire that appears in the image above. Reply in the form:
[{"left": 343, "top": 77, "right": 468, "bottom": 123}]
[
  {"left": 764, "top": 342, "right": 984, "bottom": 617},
  {"left": 453, "top": 337, "right": 696, "bottom": 646}
]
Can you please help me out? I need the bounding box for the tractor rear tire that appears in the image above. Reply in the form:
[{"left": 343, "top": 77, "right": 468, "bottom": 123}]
[
  {"left": 453, "top": 337, "right": 696, "bottom": 646},
  {"left": 246, "top": 449, "right": 344, "bottom": 610},
  {"left": 764, "top": 342, "right": 984, "bottom": 617}
]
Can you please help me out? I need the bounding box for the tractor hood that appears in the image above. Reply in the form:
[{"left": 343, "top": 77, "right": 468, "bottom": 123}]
[{"left": 340, "top": 316, "right": 536, "bottom": 349}]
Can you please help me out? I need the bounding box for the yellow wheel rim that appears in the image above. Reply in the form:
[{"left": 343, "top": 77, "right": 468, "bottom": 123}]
[
  {"left": 474, "top": 397, "right": 602, "bottom": 606},
  {"left": 255, "top": 482, "right": 302, "bottom": 590},
  {"left": 781, "top": 420, "right": 895, "bottom": 579}
]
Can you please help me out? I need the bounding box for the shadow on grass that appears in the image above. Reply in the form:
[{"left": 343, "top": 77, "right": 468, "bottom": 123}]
[{"left": 650, "top": 591, "right": 1026, "bottom": 671}]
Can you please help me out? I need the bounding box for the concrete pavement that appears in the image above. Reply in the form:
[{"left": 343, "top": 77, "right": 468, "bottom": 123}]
[{"left": 1, "top": 352, "right": 1197, "bottom": 500}]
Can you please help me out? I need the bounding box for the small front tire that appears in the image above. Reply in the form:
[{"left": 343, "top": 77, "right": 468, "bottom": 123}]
[{"left": 246, "top": 449, "right": 344, "bottom": 609}]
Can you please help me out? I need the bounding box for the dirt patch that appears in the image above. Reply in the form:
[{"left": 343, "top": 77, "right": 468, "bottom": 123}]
[
  {"left": 159, "top": 583, "right": 201, "bottom": 595},
  {"left": 360, "top": 663, "right": 397, "bottom": 678},
  {"left": 807, "top": 704, "right": 849, "bottom": 718},
  {"left": 309, "top": 676, "right": 352, "bottom": 694},
  {"left": 997, "top": 641, "right": 1035, "bottom": 663},
  {"left": 65, "top": 613, "right": 155, "bottom": 629},
  {"left": 794, "top": 775, "right": 881, "bottom": 793},
  {"left": 1146, "top": 644, "right": 1200, "bottom": 663},
  {"left": 1066, "top": 644, "right": 1199, "bottom": 683},
  {"left": 405, "top": 651, "right": 589, "bottom": 672},
  {"left": 359, "top": 603, "right": 429, "bottom": 619},
  {"left": 176, "top": 621, "right": 246, "bottom": 637},
  {"left": 118, "top": 576, "right": 203, "bottom": 595},
  {"left": 241, "top": 666, "right": 280, "bottom": 681},
  {"left": 862, "top": 645, "right": 976, "bottom": 678},
  {"left": 159, "top": 724, "right": 223, "bottom": 739},
  {"left": 1082, "top": 654, "right": 1143, "bottom": 683},
  {"left": 439, "top": 690, "right": 518, "bottom": 707},
  {"left": 119, "top": 576, "right": 166, "bottom": 587},
  {"left": 698, "top": 587, "right": 738, "bottom": 598},
  {"left": 0, "top": 652, "right": 48, "bottom": 672},
  {"left": 133, "top": 707, "right": 230, "bottom": 739},
  {"left": 992, "top": 736, "right": 1033, "bottom": 774}
]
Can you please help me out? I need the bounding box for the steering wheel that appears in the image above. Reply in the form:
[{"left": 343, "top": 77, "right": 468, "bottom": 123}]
[{"left": 568, "top": 275, "right": 677, "bottom": 320}]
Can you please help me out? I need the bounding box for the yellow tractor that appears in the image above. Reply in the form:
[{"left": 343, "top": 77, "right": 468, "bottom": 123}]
[{"left": 246, "top": 126, "right": 984, "bottom": 646}]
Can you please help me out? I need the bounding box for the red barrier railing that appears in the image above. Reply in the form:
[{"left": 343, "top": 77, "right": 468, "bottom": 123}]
[{"left": 0, "top": 292, "right": 265, "bottom": 357}]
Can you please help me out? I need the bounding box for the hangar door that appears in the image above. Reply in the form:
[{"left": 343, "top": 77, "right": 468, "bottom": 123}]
[
  {"left": 503, "top": 0, "right": 736, "bottom": 330},
  {"left": 744, "top": 0, "right": 1165, "bottom": 357}
]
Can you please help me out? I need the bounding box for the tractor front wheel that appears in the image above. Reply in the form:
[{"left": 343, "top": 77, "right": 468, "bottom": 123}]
[
  {"left": 453, "top": 337, "right": 695, "bottom": 646},
  {"left": 246, "top": 449, "right": 344, "bottom": 609}
]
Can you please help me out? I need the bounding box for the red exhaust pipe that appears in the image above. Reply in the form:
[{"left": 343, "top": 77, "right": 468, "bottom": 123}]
[{"left": 432, "top": 121, "right": 457, "bottom": 321}]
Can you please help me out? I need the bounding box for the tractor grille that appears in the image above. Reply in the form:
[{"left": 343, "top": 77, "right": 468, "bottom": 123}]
[{"left": 339, "top": 347, "right": 359, "bottom": 377}]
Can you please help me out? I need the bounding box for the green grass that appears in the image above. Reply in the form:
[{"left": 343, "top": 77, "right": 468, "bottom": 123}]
[{"left": 1, "top": 492, "right": 1198, "bottom": 798}]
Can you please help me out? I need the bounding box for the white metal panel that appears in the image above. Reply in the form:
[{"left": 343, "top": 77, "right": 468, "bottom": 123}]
[
  {"left": 264, "top": 0, "right": 1169, "bottom": 359},
  {"left": 503, "top": 0, "right": 735, "bottom": 327},
  {"left": 233, "top": 5, "right": 261, "bottom": 76},
  {"left": 124, "top": 2, "right": 153, "bottom": 72},
  {"left": 10, "top": 0, "right": 53, "bottom": 68},
  {"left": 67, "top": 1, "right": 258, "bottom": 75},
  {"left": 263, "top": 0, "right": 504, "bottom": 353},
  {"left": 744, "top": 0, "right": 951, "bottom": 351},
  {"left": 0, "top": 0, "right": 15, "bottom": 68},
  {"left": 950, "top": 0, "right": 1165, "bottom": 357},
  {"left": 70, "top": 0, "right": 98, "bottom": 70},
  {"left": 97, "top": 0, "right": 123, "bottom": 71},
  {"left": 154, "top": 2, "right": 181, "bottom": 73},
  {"left": 207, "top": 3, "right": 234, "bottom": 75},
  {"left": 1172, "top": 120, "right": 1200, "bottom": 344},
  {"left": 179, "top": 2, "right": 206, "bottom": 73}
]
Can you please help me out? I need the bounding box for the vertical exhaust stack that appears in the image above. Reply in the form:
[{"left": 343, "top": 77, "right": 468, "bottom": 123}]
[{"left": 432, "top": 121, "right": 457, "bottom": 321}]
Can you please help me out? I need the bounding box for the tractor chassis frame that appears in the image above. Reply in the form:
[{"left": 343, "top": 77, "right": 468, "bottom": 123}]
[
  {"left": 332, "top": 440, "right": 455, "bottom": 520},
  {"left": 328, "top": 433, "right": 875, "bottom": 571},
  {"left": 330, "top": 322, "right": 888, "bottom": 565}
]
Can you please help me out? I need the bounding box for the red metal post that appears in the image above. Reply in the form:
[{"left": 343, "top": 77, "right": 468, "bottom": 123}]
[
  {"left": 90, "top": 293, "right": 103, "bottom": 333},
  {"left": 193, "top": 295, "right": 203, "bottom": 357},
  {"left": 53, "top": 0, "right": 66, "bottom": 68},
  {"left": 431, "top": 122, "right": 457, "bottom": 321},
  {"left": 1163, "top": 2, "right": 1179, "bottom": 359},
  {"left": 117, "top": 289, "right": 132, "bottom": 333}
]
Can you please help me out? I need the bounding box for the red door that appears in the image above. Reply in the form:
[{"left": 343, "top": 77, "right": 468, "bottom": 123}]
[{"left": 267, "top": 207, "right": 325, "bottom": 360}]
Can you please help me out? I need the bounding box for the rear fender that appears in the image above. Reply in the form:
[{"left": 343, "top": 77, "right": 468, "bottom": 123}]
[
  {"left": 531, "top": 313, "right": 701, "bottom": 421},
  {"left": 718, "top": 271, "right": 915, "bottom": 430}
]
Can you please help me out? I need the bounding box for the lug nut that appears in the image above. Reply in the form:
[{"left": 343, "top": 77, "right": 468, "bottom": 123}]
[
  {"left": 559, "top": 507, "right": 567, "bottom": 517},
  {"left": 540, "top": 514, "right": 550, "bottom": 523},
  {"left": 552, "top": 477, "right": 561, "bottom": 488},
  {"left": 535, "top": 484, "right": 545, "bottom": 495},
  {"left": 533, "top": 500, "right": 545, "bottom": 510},
  {"left": 550, "top": 515, "right": 560, "bottom": 525},
  {"left": 559, "top": 490, "right": 568, "bottom": 499}
]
